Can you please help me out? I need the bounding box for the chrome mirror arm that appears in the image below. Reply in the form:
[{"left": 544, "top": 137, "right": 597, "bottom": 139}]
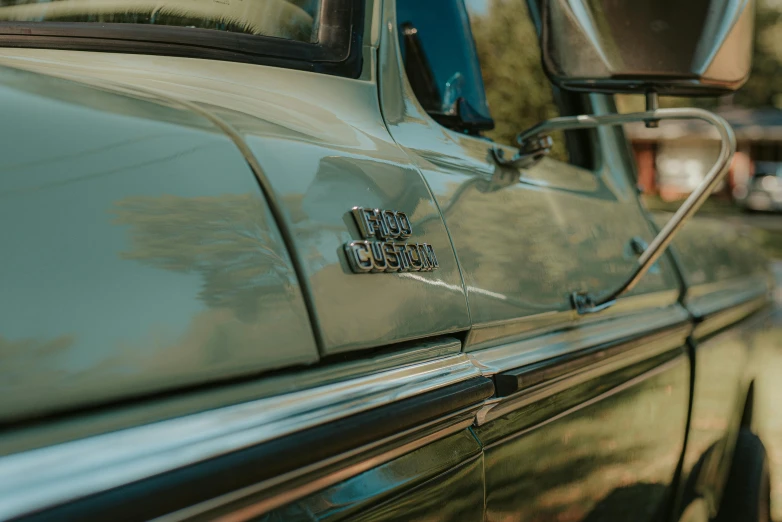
[{"left": 502, "top": 107, "right": 736, "bottom": 315}]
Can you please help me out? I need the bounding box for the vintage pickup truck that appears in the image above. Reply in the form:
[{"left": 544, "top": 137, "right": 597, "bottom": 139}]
[{"left": 0, "top": 0, "right": 775, "bottom": 521}]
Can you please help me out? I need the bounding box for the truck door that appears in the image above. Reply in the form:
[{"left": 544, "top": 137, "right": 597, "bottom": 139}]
[{"left": 379, "top": 0, "right": 691, "bottom": 519}]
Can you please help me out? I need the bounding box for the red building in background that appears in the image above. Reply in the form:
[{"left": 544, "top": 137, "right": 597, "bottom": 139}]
[{"left": 625, "top": 107, "right": 782, "bottom": 202}]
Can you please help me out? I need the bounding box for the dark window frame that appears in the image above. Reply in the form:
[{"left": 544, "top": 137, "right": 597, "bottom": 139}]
[
  {"left": 396, "top": 0, "right": 495, "bottom": 136},
  {"left": 0, "top": 0, "right": 364, "bottom": 78}
]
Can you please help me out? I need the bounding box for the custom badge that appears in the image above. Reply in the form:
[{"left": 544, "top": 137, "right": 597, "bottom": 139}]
[{"left": 344, "top": 207, "right": 439, "bottom": 274}]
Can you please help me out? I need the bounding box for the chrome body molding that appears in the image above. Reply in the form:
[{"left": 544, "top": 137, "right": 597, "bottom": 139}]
[
  {"left": 155, "top": 409, "right": 478, "bottom": 522},
  {"left": 468, "top": 304, "right": 691, "bottom": 376},
  {"left": 465, "top": 290, "right": 681, "bottom": 350},
  {"left": 0, "top": 305, "right": 699, "bottom": 520},
  {"left": 480, "top": 353, "right": 688, "bottom": 447},
  {"left": 693, "top": 294, "right": 772, "bottom": 340},
  {"left": 474, "top": 324, "right": 690, "bottom": 426},
  {"left": 0, "top": 308, "right": 696, "bottom": 520},
  {"left": 0, "top": 354, "right": 481, "bottom": 521},
  {"left": 685, "top": 274, "right": 772, "bottom": 319}
]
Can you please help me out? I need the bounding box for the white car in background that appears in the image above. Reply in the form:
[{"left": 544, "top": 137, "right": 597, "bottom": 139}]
[{"left": 736, "top": 161, "right": 782, "bottom": 212}]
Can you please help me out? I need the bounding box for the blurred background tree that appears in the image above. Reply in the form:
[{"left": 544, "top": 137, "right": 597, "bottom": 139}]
[
  {"left": 468, "top": 0, "right": 558, "bottom": 146},
  {"left": 737, "top": 0, "right": 782, "bottom": 108}
]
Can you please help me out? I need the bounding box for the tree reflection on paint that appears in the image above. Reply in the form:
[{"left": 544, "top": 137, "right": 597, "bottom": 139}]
[{"left": 112, "top": 193, "right": 295, "bottom": 321}]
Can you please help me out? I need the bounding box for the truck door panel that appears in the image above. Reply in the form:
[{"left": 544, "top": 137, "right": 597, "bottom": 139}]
[
  {"left": 379, "top": 1, "right": 682, "bottom": 349},
  {"left": 378, "top": 1, "right": 690, "bottom": 520},
  {"left": 478, "top": 346, "right": 689, "bottom": 521}
]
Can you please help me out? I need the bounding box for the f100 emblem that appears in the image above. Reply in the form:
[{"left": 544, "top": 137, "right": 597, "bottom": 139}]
[{"left": 344, "top": 207, "right": 439, "bottom": 274}]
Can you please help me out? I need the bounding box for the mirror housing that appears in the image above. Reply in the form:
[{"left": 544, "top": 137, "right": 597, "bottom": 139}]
[{"left": 539, "top": 0, "right": 755, "bottom": 96}]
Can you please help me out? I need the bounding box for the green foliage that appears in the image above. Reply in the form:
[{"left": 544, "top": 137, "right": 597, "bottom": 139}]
[
  {"left": 112, "top": 194, "right": 293, "bottom": 320},
  {"left": 735, "top": 0, "right": 782, "bottom": 108},
  {"left": 469, "top": 0, "right": 560, "bottom": 147}
]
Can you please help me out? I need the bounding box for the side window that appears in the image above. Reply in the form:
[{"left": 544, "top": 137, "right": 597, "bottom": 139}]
[
  {"left": 0, "top": 0, "right": 321, "bottom": 42},
  {"left": 0, "top": 0, "right": 361, "bottom": 76},
  {"left": 467, "top": 0, "right": 560, "bottom": 146},
  {"left": 468, "top": 0, "right": 595, "bottom": 165}
]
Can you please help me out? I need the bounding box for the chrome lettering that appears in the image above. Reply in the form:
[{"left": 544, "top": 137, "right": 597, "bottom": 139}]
[
  {"left": 345, "top": 207, "right": 437, "bottom": 274},
  {"left": 344, "top": 241, "right": 373, "bottom": 273}
]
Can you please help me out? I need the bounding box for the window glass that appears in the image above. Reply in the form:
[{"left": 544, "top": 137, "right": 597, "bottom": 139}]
[
  {"left": 467, "top": 0, "right": 588, "bottom": 163},
  {"left": 466, "top": 0, "right": 558, "bottom": 145},
  {"left": 0, "top": 0, "right": 321, "bottom": 42},
  {"left": 396, "top": 0, "right": 493, "bottom": 134}
]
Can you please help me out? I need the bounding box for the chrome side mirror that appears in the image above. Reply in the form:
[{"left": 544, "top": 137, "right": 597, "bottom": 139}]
[{"left": 539, "top": 0, "right": 754, "bottom": 96}]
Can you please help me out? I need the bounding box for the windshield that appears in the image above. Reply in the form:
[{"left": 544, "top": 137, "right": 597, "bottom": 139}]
[{"left": 0, "top": 0, "right": 321, "bottom": 42}]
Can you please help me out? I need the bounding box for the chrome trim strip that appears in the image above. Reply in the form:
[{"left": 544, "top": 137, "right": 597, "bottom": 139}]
[
  {"left": 0, "top": 354, "right": 481, "bottom": 521},
  {"left": 0, "top": 338, "right": 464, "bottom": 458},
  {"left": 693, "top": 295, "right": 771, "bottom": 340},
  {"left": 468, "top": 305, "right": 690, "bottom": 376},
  {"left": 156, "top": 409, "right": 478, "bottom": 522},
  {"left": 685, "top": 274, "right": 771, "bottom": 319},
  {"left": 0, "top": 303, "right": 698, "bottom": 519},
  {"left": 474, "top": 324, "right": 690, "bottom": 425},
  {"left": 465, "top": 290, "right": 680, "bottom": 350},
  {"left": 483, "top": 353, "right": 687, "bottom": 448}
]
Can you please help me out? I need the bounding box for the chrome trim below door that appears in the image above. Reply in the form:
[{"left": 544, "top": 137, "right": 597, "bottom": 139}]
[
  {"left": 468, "top": 305, "right": 690, "bottom": 376},
  {"left": 692, "top": 294, "right": 771, "bottom": 340},
  {"left": 0, "top": 354, "right": 481, "bottom": 521},
  {"left": 155, "top": 409, "right": 479, "bottom": 522},
  {"left": 685, "top": 274, "right": 772, "bottom": 319},
  {"left": 474, "top": 322, "right": 691, "bottom": 425}
]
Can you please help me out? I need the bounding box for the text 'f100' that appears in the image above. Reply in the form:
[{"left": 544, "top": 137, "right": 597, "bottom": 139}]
[{"left": 344, "top": 207, "right": 439, "bottom": 273}]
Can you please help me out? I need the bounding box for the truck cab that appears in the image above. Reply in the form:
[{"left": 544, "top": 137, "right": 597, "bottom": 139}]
[{"left": 0, "top": 0, "right": 774, "bottom": 521}]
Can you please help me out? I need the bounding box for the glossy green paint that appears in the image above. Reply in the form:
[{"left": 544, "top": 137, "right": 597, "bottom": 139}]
[
  {"left": 680, "top": 328, "right": 749, "bottom": 518},
  {"left": 0, "top": 48, "right": 470, "bottom": 357},
  {"left": 0, "top": 1, "right": 774, "bottom": 520},
  {"left": 673, "top": 305, "right": 772, "bottom": 519},
  {"left": 661, "top": 214, "right": 773, "bottom": 316},
  {"left": 377, "top": 0, "right": 682, "bottom": 350},
  {"left": 0, "top": 66, "right": 319, "bottom": 422}
]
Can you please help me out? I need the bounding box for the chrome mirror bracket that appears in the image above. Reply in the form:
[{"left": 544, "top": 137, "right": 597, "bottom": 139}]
[
  {"left": 570, "top": 292, "right": 617, "bottom": 315},
  {"left": 513, "top": 103, "right": 736, "bottom": 315},
  {"left": 490, "top": 135, "right": 553, "bottom": 169}
]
